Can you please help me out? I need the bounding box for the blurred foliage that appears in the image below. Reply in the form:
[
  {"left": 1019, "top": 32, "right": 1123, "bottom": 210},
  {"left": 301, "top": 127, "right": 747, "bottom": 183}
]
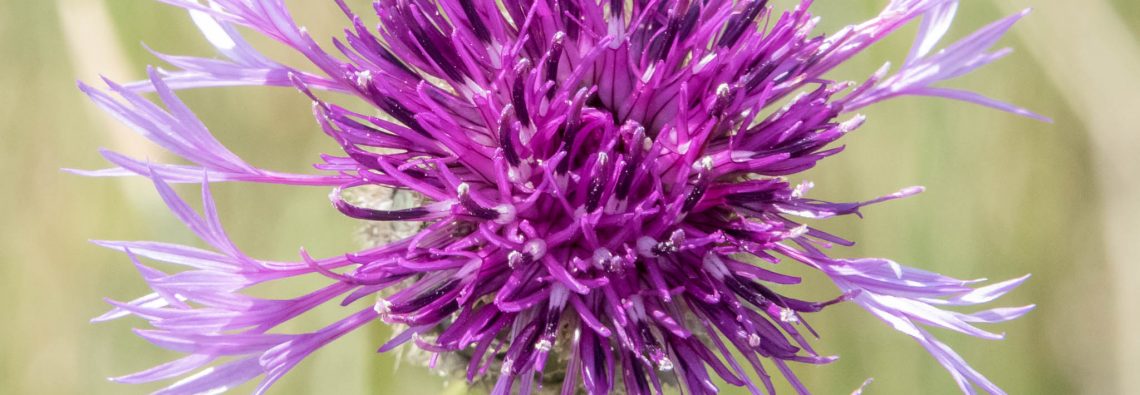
[{"left": 0, "top": 0, "right": 1129, "bottom": 394}]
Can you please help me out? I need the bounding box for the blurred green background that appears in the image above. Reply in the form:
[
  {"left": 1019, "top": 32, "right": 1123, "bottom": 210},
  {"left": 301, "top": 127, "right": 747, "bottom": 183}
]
[{"left": 1, "top": 0, "right": 1136, "bottom": 394}]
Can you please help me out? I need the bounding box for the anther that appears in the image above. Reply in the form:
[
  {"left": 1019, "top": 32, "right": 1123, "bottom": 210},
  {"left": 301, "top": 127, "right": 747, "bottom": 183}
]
[
  {"left": 374, "top": 297, "right": 392, "bottom": 317},
  {"left": 683, "top": 156, "right": 715, "bottom": 212},
  {"left": 649, "top": 229, "right": 685, "bottom": 255},
  {"left": 512, "top": 59, "right": 532, "bottom": 127},
  {"left": 545, "top": 32, "right": 566, "bottom": 98},
  {"left": 585, "top": 153, "right": 608, "bottom": 212},
  {"left": 710, "top": 83, "right": 734, "bottom": 117},
  {"left": 457, "top": 183, "right": 501, "bottom": 220},
  {"left": 507, "top": 250, "right": 524, "bottom": 269},
  {"left": 354, "top": 70, "right": 373, "bottom": 87},
  {"left": 498, "top": 105, "right": 521, "bottom": 166},
  {"left": 780, "top": 308, "right": 799, "bottom": 323},
  {"left": 787, "top": 224, "right": 808, "bottom": 239},
  {"left": 458, "top": 0, "right": 491, "bottom": 43}
]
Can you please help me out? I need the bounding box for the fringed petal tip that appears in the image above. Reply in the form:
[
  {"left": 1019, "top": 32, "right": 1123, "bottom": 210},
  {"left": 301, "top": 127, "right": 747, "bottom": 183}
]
[{"left": 851, "top": 378, "right": 875, "bottom": 395}]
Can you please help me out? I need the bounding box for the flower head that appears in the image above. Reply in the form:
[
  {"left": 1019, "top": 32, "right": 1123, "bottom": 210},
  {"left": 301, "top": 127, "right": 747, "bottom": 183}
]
[{"left": 82, "top": 0, "right": 1041, "bottom": 393}]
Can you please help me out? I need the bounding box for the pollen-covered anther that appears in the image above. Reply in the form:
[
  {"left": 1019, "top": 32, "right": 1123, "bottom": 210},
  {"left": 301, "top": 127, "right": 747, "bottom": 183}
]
[
  {"left": 507, "top": 250, "right": 525, "bottom": 269},
  {"left": 644, "top": 230, "right": 686, "bottom": 256},
  {"left": 710, "top": 83, "right": 734, "bottom": 116},
  {"left": 792, "top": 181, "right": 815, "bottom": 198},
  {"left": 500, "top": 357, "right": 514, "bottom": 375},
  {"left": 655, "top": 356, "right": 675, "bottom": 372},
  {"left": 780, "top": 308, "right": 800, "bottom": 323},
  {"left": 585, "top": 153, "right": 609, "bottom": 212},
  {"left": 456, "top": 182, "right": 505, "bottom": 221},
  {"left": 787, "top": 224, "right": 809, "bottom": 239},
  {"left": 700, "top": 155, "right": 714, "bottom": 172},
  {"left": 689, "top": 155, "right": 715, "bottom": 174},
  {"left": 374, "top": 297, "right": 392, "bottom": 317},
  {"left": 655, "top": 241, "right": 677, "bottom": 255},
  {"left": 353, "top": 70, "right": 372, "bottom": 87},
  {"left": 535, "top": 339, "right": 553, "bottom": 352},
  {"left": 513, "top": 57, "right": 532, "bottom": 74},
  {"left": 748, "top": 333, "right": 763, "bottom": 347},
  {"left": 666, "top": 229, "right": 685, "bottom": 248},
  {"left": 592, "top": 247, "right": 625, "bottom": 273},
  {"left": 839, "top": 113, "right": 867, "bottom": 133}
]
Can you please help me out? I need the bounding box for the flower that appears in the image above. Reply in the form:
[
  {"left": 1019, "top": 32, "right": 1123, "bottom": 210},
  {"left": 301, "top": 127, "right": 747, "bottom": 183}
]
[{"left": 80, "top": 0, "right": 1042, "bottom": 394}]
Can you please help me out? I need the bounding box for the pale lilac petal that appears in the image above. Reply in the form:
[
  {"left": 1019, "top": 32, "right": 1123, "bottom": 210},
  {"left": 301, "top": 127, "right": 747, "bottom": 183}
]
[
  {"left": 153, "top": 357, "right": 264, "bottom": 395},
  {"left": 907, "top": 2, "right": 959, "bottom": 64},
  {"left": 111, "top": 354, "right": 216, "bottom": 384}
]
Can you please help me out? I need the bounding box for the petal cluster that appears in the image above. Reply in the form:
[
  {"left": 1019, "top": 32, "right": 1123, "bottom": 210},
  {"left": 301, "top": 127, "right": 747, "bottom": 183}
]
[{"left": 82, "top": 0, "right": 1040, "bottom": 394}]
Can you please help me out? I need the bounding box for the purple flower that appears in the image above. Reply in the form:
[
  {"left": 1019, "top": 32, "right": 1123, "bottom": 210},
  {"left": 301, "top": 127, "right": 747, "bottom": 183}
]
[{"left": 80, "top": 0, "right": 1042, "bottom": 393}]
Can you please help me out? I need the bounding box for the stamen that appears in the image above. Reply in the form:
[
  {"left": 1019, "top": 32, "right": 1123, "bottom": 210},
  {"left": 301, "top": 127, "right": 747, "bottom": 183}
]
[
  {"left": 780, "top": 308, "right": 800, "bottom": 323},
  {"left": 682, "top": 156, "right": 715, "bottom": 212},
  {"left": 718, "top": 0, "right": 767, "bottom": 48},
  {"left": 353, "top": 70, "right": 372, "bottom": 88},
  {"left": 458, "top": 0, "right": 491, "bottom": 43},
  {"left": 787, "top": 224, "right": 809, "bottom": 239},
  {"left": 376, "top": 95, "right": 430, "bottom": 137},
  {"left": 710, "top": 83, "right": 734, "bottom": 117},
  {"left": 508, "top": 250, "right": 525, "bottom": 269},
  {"left": 457, "top": 183, "right": 501, "bottom": 220},
  {"left": 374, "top": 297, "right": 392, "bottom": 317},
  {"left": 331, "top": 188, "right": 433, "bottom": 221},
  {"left": 512, "top": 59, "right": 532, "bottom": 127},
  {"left": 585, "top": 153, "right": 608, "bottom": 212},
  {"left": 498, "top": 105, "right": 521, "bottom": 166},
  {"left": 557, "top": 89, "right": 588, "bottom": 174},
  {"left": 545, "top": 32, "right": 566, "bottom": 98},
  {"left": 646, "top": 13, "right": 680, "bottom": 62},
  {"left": 615, "top": 126, "right": 647, "bottom": 200},
  {"left": 678, "top": 3, "right": 700, "bottom": 39},
  {"left": 652, "top": 229, "right": 685, "bottom": 255},
  {"left": 500, "top": 357, "right": 514, "bottom": 375}
]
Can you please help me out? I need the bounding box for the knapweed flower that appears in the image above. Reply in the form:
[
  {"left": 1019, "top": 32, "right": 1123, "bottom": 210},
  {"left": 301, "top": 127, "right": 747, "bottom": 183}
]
[{"left": 80, "top": 0, "right": 1043, "bottom": 393}]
